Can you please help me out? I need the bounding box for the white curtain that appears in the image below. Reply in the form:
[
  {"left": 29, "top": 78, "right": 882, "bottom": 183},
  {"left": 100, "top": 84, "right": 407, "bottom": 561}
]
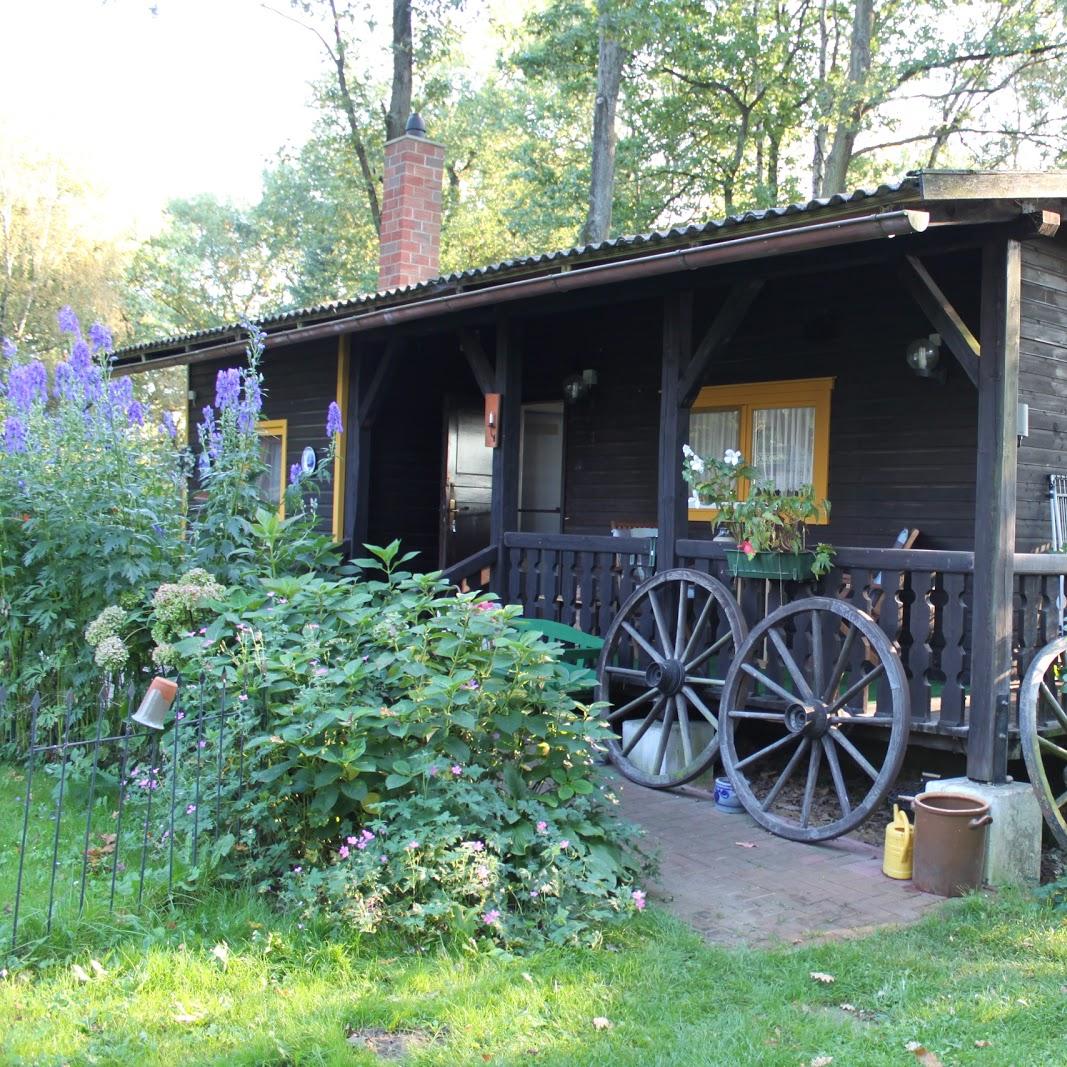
[
  {"left": 688, "top": 409, "right": 740, "bottom": 507},
  {"left": 258, "top": 435, "right": 283, "bottom": 506},
  {"left": 752, "top": 406, "right": 815, "bottom": 491}
]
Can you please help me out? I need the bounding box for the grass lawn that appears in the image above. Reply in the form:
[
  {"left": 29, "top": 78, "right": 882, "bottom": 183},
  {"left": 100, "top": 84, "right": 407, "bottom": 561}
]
[{"left": 2, "top": 766, "right": 1066, "bottom": 1066}]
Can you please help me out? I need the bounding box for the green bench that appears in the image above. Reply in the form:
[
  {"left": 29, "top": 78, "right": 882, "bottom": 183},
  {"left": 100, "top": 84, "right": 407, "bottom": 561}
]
[{"left": 512, "top": 617, "right": 604, "bottom": 668}]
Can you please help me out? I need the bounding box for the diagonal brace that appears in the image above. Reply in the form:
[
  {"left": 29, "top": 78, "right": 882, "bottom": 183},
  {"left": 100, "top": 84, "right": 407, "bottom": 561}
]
[
  {"left": 458, "top": 327, "right": 495, "bottom": 395},
  {"left": 358, "top": 338, "right": 403, "bottom": 428},
  {"left": 679, "top": 279, "right": 764, "bottom": 406},
  {"left": 899, "top": 254, "right": 980, "bottom": 386}
]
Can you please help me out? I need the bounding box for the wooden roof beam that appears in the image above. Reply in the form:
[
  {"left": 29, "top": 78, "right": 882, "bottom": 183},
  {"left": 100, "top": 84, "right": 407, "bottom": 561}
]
[
  {"left": 899, "top": 254, "right": 980, "bottom": 387},
  {"left": 680, "top": 279, "right": 765, "bottom": 407}
]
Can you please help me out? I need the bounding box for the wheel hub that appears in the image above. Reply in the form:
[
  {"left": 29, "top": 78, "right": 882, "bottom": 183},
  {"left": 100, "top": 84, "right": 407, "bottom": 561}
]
[
  {"left": 784, "top": 702, "right": 830, "bottom": 738},
  {"left": 646, "top": 658, "right": 685, "bottom": 696}
]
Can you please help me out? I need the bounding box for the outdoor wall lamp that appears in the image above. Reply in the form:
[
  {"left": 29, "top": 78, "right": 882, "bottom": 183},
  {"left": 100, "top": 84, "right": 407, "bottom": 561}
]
[
  {"left": 563, "top": 368, "right": 598, "bottom": 403},
  {"left": 905, "top": 333, "right": 944, "bottom": 382},
  {"left": 131, "top": 677, "right": 179, "bottom": 730}
]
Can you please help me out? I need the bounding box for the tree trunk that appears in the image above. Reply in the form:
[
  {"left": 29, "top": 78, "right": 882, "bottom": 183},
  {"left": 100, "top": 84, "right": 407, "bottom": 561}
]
[
  {"left": 579, "top": 11, "right": 625, "bottom": 246},
  {"left": 766, "top": 133, "right": 780, "bottom": 205},
  {"left": 811, "top": 0, "right": 831, "bottom": 197},
  {"left": 385, "top": 0, "right": 413, "bottom": 143},
  {"left": 820, "top": 0, "right": 874, "bottom": 195},
  {"left": 328, "top": 0, "right": 382, "bottom": 234}
]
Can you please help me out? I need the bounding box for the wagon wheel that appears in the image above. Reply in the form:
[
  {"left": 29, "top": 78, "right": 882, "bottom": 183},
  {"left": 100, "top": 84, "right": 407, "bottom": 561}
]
[
  {"left": 1019, "top": 637, "right": 1067, "bottom": 850},
  {"left": 720, "top": 597, "right": 910, "bottom": 842},
  {"left": 596, "top": 568, "right": 747, "bottom": 789}
]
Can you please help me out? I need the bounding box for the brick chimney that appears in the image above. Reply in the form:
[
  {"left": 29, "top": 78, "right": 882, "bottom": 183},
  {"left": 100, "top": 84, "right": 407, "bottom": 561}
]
[{"left": 378, "top": 113, "right": 445, "bottom": 291}]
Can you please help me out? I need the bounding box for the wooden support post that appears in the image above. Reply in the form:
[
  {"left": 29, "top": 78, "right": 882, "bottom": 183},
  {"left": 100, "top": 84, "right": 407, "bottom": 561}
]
[
  {"left": 344, "top": 339, "right": 402, "bottom": 554},
  {"left": 968, "top": 239, "right": 1021, "bottom": 783},
  {"left": 658, "top": 291, "right": 693, "bottom": 571},
  {"left": 490, "top": 318, "right": 521, "bottom": 588}
]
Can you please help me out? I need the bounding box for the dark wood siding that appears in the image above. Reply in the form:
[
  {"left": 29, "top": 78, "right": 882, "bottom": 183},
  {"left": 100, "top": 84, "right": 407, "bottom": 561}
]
[
  {"left": 188, "top": 337, "right": 340, "bottom": 535},
  {"left": 1017, "top": 237, "right": 1067, "bottom": 550}
]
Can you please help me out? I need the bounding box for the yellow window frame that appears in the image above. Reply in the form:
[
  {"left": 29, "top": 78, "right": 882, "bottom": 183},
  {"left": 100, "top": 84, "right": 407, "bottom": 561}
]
[
  {"left": 687, "top": 376, "right": 833, "bottom": 523},
  {"left": 256, "top": 418, "right": 288, "bottom": 518}
]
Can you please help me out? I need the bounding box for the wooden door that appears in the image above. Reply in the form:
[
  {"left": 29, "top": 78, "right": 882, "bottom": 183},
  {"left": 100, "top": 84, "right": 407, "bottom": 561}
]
[
  {"left": 440, "top": 397, "right": 493, "bottom": 568},
  {"left": 518, "top": 403, "right": 564, "bottom": 533}
]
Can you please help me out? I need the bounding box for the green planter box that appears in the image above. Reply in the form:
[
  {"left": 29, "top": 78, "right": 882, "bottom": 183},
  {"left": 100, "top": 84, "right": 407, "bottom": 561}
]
[{"left": 725, "top": 549, "right": 815, "bottom": 581}]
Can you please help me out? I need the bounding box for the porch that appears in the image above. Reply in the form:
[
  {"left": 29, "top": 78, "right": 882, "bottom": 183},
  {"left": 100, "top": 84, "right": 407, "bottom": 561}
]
[{"left": 444, "top": 533, "right": 1067, "bottom": 745}]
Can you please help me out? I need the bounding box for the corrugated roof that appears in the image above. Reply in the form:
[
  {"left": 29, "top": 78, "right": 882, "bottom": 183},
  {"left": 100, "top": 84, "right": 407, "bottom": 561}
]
[{"left": 115, "top": 178, "right": 919, "bottom": 360}]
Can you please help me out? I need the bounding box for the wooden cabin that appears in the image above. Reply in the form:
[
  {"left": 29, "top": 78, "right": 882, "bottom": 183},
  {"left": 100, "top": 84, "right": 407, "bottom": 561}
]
[{"left": 115, "top": 158, "right": 1067, "bottom": 785}]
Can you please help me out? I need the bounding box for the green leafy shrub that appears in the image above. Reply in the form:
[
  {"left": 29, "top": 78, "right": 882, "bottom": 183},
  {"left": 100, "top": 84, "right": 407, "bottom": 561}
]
[{"left": 160, "top": 541, "right": 650, "bottom": 947}]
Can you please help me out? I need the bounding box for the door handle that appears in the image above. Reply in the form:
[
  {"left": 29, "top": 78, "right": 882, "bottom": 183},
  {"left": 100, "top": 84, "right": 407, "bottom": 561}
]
[{"left": 447, "top": 483, "right": 458, "bottom": 533}]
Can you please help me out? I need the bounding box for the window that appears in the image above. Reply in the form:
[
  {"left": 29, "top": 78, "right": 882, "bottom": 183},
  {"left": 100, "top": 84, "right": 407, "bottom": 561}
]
[
  {"left": 687, "top": 377, "right": 833, "bottom": 522},
  {"left": 256, "top": 419, "right": 288, "bottom": 517}
]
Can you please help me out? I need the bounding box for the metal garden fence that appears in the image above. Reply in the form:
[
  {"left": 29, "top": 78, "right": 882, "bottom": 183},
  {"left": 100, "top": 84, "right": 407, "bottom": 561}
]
[{"left": 1, "top": 679, "right": 254, "bottom": 953}]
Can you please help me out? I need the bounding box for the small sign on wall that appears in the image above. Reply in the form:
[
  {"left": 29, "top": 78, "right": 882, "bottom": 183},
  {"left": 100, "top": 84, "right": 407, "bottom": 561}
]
[{"left": 485, "top": 393, "right": 501, "bottom": 447}]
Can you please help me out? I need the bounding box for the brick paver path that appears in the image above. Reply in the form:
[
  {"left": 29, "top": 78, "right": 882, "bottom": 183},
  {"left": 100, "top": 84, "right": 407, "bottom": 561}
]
[{"left": 613, "top": 775, "right": 941, "bottom": 947}]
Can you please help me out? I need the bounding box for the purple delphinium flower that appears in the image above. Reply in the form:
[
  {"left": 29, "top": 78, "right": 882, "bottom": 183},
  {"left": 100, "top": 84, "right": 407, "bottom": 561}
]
[
  {"left": 236, "top": 406, "right": 255, "bottom": 435},
  {"left": 57, "top": 306, "right": 81, "bottom": 336},
  {"left": 161, "top": 411, "right": 178, "bottom": 439},
  {"left": 7, "top": 361, "right": 48, "bottom": 411},
  {"left": 53, "top": 362, "right": 74, "bottom": 400},
  {"left": 1, "top": 337, "right": 15, "bottom": 359},
  {"left": 244, "top": 374, "right": 262, "bottom": 415},
  {"left": 289, "top": 463, "right": 302, "bottom": 486},
  {"left": 127, "top": 400, "right": 146, "bottom": 426},
  {"left": 215, "top": 368, "right": 241, "bottom": 411},
  {"left": 326, "top": 401, "right": 343, "bottom": 437},
  {"left": 201, "top": 405, "right": 216, "bottom": 435},
  {"left": 198, "top": 451, "right": 211, "bottom": 478},
  {"left": 3, "top": 416, "right": 27, "bottom": 454},
  {"left": 88, "top": 322, "right": 113, "bottom": 353},
  {"left": 108, "top": 376, "right": 134, "bottom": 413},
  {"left": 70, "top": 339, "right": 93, "bottom": 384}
]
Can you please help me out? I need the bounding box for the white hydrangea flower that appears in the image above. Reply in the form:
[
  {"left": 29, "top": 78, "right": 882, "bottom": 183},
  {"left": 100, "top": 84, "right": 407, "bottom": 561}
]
[
  {"left": 94, "top": 635, "right": 129, "bottom": 672},
  {"left": 724, "top": 449, "right": 742, "bottom": 467}
]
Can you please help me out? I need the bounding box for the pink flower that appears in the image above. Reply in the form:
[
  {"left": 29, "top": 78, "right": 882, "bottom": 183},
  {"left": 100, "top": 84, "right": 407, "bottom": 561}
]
[
  {"left": 428, "top": 765, "right": 438, "bottom": 777},
  {"left": 475, "top": 864, "right": 489, "bottom": 880},
  {"left": 631, "top": 889, "right": 647, "bottom": 911},
  {"left": 293, "top": 866, "right": 303, "bottom": 874},
  {"left": 559, "top": 839, "right": 570, "bottom": 850},
  {"left": 462, "top": 679, "right": 479, "bottom": 690},
  {"left": 176, "top": 711, "right": 185, "bottom": 720},
  {"left": 529, "top": 890, "right": 539, "bottom": 899},
  {"left": 238, "top": 693, "right": 248, "bottom": 702},
  {"left": 185, "top": 804, "right": 196, "bottom": 815},
  {"left": 380, "top": 855, "right": 388, "bottom": 864},
  {"left": 338, "top": 845, "right": 350, "bottom": 859},
  {"left": 405, "top": 840, "right": 419, "bottom": 851},
  {"left": 739, "top": 539, "right": 756, "bottom": 559},
  {"left": 536, "top": 821, "right": 548, "bottom": 833},
  {"left": 346, "top": 836, "right": 358, "bottom": 845},
  {"left": 451, "top": 765, "right": 463, "bottom": 777},
  {"left": 464, "top": 840, "right": 485, "bottom": 851},
  {"left": 475, "top": 601, "right": 496, "bottom": 612},
  {"left": 482, "top": 908, "right": 501, "bottom": 925},
  {"left": 315, "top": 668, "right": 328, "bottom": 677}
]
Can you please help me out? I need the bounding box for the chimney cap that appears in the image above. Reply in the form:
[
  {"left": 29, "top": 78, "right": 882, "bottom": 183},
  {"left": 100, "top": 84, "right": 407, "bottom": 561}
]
[{"left": 405, "top": 113, "right": 427, "bottom": 137}]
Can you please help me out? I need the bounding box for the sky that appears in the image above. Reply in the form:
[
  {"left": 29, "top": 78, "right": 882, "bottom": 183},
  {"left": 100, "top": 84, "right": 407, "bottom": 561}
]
[{"left": 0, "top": 0, "right": 505, "bottom": 236}]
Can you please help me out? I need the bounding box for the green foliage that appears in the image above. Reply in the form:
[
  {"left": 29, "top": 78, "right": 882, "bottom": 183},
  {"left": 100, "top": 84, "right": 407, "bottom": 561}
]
[{"left": 152, "top": 540, "right": 648, "bottom": 947}]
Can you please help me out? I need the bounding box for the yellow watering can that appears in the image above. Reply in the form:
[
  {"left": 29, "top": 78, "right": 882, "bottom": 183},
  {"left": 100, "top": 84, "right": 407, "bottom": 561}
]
[{"left": 882, "top": 803, "right": 914, "bottom": 880}]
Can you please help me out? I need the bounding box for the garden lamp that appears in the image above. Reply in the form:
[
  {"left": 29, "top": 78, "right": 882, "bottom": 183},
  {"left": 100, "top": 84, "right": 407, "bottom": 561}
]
[{"left": 131, "top": 677, "right": 179, "bottom": 730}]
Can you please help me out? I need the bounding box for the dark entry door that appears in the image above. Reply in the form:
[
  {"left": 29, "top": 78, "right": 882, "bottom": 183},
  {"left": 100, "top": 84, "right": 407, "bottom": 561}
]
[{"left": 440, "top": 398, "right": 493, "bottom": 568}]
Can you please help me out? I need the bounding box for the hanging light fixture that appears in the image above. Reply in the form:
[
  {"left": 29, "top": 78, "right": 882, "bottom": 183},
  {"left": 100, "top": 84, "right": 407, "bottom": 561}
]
[
  {"left": 905, "top": 333, "right": 944, "bottom": 382},
  {"left": 563, "top": 368, "right": 598, "bottom": 403}
]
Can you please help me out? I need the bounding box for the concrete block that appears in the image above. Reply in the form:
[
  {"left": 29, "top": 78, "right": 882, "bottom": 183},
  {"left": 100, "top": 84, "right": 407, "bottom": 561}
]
[
  {"left": 923, "top": 778, "right": 1042, "bottom": 886},
  {"left": 621, "top": 720, "right": 714, "bottom": 778}
]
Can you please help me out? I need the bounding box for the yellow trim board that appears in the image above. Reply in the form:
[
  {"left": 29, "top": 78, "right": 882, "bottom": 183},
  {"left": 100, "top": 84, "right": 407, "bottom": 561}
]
[
  {"left": 332, "top": 336, "right": 351, "bottom": 543},
  {"left": 256, "top": 418, "right": 288, "bottom": 518},
  {"left": 687, "top": 376, "right": 833, "bottom": 523}
]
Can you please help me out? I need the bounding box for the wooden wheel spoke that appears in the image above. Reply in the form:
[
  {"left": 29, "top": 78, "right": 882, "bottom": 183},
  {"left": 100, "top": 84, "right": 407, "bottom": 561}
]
[
  {"left": 821, "top": 623, "right": 857, "bottom": 703},
  {"left": 1037, "top": 735, "right": 1067, "bottom": 763},
  {"left": 827, "top": 728, "right": 879, "bottom": 781},
  {"left": 801, "top": 741, "right": 823, "bottom": 828},
  {"left": 728, "top": 709, "right": 785, "bottom": 722},
  {"left": 827, "top": 663, "right": 886, "bottom": 715},
  {"left": 682, "top": 684, "right": 719, "bottom": 728},
  {"left": 740, "top": 662, "right": 800, "bottom": 707},
  {"left": 768, "top": 627, "right": 815, "bottom": 703},
  {"left": 811, "top": 609, "right": 825, "bottom": 701},
  {"left": 646, "top": 587, "right": 673, "bottom": 658},
  {"left": 685, "top": 675, "right": 724, "bottom": 688},
  {"left": 686, "top": 631, "right": 732, "bottom": 673},
  {"left": 735, "top": 730, "right": 796, "bottom": 772},
  {"left": 673, "top": 580, "right": 688, "bottom": 658},
  {"left": 822, "top": 735, "right": 851, "bottom": 816},
  {"left": 607, "top": 688, "right": 658, "bottom": 723},
  {"left": 1039, "top": 680, "right": 1067, "bottom": 732},
  {"left": 603, "top": 665, "right": 648, "bottom": 682},
  {"left": 1055, "top": 787, "right": 1067, "bottom": 811},
  {"left": 676, "top": 695, "right": 694, "bottom": 765},
  {"left": 759, "top": 737, "right": 809, "bottom": 812},
  {"left": 653, "top": 698, "right": 677, "bottom": 776},
  {"left": 622, "top": 621, "right": 663, "bottom": 666},
  {"left": 620, "top": 697, "right": 666, "bottom": 757},
  {"left": 681, "top": 593, "right": 716, "bottom": 664}
]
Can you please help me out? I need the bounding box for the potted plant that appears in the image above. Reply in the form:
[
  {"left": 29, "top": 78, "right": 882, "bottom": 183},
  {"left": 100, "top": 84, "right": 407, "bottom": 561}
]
[{"left": 682, "top": 445, "right": 834, "bottom": 580}]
